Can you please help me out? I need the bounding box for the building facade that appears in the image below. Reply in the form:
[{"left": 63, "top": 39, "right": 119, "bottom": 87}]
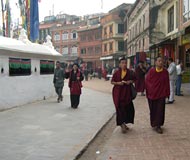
[
  {"left": 78, "top": 24, "right": 102, "bottom": 70},
  {"left": 51, "top": 22, "right": 83, "bottom": 61},
  {"left": 179, "top": 0, "right": 190, "bottom": 68},
  {"left": 127, "top": 0, "right": 149, "bottom": 67},
  {"left": 149, "top": 0, "right": 179, "bottom": 65},
  {"left": 100, "top": 4, "right": 131, "bottom": 68}
]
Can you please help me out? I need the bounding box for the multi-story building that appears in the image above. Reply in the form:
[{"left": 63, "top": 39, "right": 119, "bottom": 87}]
[
  {"left": 126, "top": 0, "right": 149, "bottom": 67},
  {"left": 179, "top": 0, "right": 190, "bottom": 68},
  {"left": 78, "top": 19, "right": 102, "bottom": 69},
  {"left": 149, "top": 0, "right": 179, "bottom": 65},
  {"left": 100, "top": 3, "right": 131, "bottom": 68},
  {"left": 51, "top": 21, "right": 86, "bottom": 61}
]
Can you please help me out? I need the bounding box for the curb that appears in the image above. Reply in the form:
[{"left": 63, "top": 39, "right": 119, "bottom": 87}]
[{"left": 74, "top": 112, "right": 116, "bottom": 160}]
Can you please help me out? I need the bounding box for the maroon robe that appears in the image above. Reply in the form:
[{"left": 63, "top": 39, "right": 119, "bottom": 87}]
[
  {"left": 111, "top": 68, "right": 136, "bottom": 125},
  {"left": 145, "top": 67, "right": 170, "bottom": 127},
  {"left": 145, "top": 68, "right": 170, "bottom": 100},
  {"left": 65, "top": 69, "right": 84, "bottom": 108},
  {"left": 135, "top": 66, "right": 146, "bottom": 92}
]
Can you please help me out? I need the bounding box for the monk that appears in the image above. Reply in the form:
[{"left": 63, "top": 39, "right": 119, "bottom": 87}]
[
  {"left": 145, "top": 56, "right": 170, "bottom": 134},
  {"left": 111, "top": 57, "right": 136, "bottom": 133},
  {"left": 135, "top": 61, "right": 146, "bottom": 96},
  {"left": 65, "top": 63, "right": 84, "bottom": 109}
]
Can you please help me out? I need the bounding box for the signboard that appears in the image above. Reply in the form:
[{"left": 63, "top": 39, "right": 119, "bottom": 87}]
[{"left": 182, "top": 34, "right": 190, "bottom": 45}]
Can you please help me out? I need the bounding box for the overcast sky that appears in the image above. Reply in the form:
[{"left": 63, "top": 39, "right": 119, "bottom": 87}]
[
  {"left": 39, "top": 0, "right": 135, "bottom": 21},
  {"left": 0, "top": 0, "right": 135, "bottom": 29}
]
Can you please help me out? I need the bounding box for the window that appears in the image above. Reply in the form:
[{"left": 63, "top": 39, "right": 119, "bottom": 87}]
[
  {"left": 109, "top": 42, "right": 113, "bottom": 51},
  {"left": 95, "top": 45, "right": 101, "bottom": 54},
  {"left": 62, "top": 46, "right": 68, "bottom": 54},
  {"left": 62, "top": 32, "right": 68, "bottom": 40},
  {"left": 183, "top": 0, "right": 190, "bottom": 23},
  {"left": 168, "top": 6, "right": 174, "bottom": 33},
  {"left": 118, "top": 41, "right": 124, "bottom": 51},
  {"left": 81, "top": 48, "right": 86, "bottom": 54},
  {"left": 9, "top": 58, "right": 31, "bottom": 76},
  {"left": 54, "top": 32, "right": 60, "bottom": 41},
  {"left": 71, "top": 46, "right": 77, "bottom": 55},
  {"left": 95, "top": 32, "right": 101, "bottom": 39},
  {"left": 71, "top": 31, "right": 77, "bottom": 39},
  {"left": 139, "top": 19, "right": 141, "bottom": 33},
  {"left": 88, "top": 35, "right": 93, "bottom": 41},
  {"left": 109, "top": 25, "right": 113, "bottom": 34},
  {"left": 40, "top": 60, "right": 54, "bottom": 75},
  {"left": 87, "top": 47, "right": 93, "bottom": 54},
  {"left": 80, "top": 35, "right": 86, "bottom": 41},
  {"left": 104, "top": 44, "right": 107, "bottom": 52},
  {"left": 104, "top": 27, "right": 107, "bottom": 35},
  {"left": 143, "top": 14, "right": 145, "bottom": 30},
  {"left": 135, "top": 24, "right": 138, "bottom": 36},
  {"left": 118, "top": 24, "right": 124, "bottom": 33}
]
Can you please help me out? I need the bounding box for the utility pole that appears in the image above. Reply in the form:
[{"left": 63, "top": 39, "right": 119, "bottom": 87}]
[{"left": 1, "top": 0, "right": 5, "bottom": 36}]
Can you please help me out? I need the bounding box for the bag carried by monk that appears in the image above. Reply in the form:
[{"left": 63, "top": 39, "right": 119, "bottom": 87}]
[
  {"left": 130, "top": 71, "right": 137, "bottom": 100},
  {"left": 130, "top": 83, "right": 137, "bottom": 100}
]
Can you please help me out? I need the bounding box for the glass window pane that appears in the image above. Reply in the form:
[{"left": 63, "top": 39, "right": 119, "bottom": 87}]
[{"left": 184, "top": 0, "right": 188, "bottom": 13}]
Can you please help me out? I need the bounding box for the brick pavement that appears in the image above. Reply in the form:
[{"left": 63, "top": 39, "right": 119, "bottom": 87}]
[
  {"left": 85, "top": 80, "right": 190, "bottom": 160},
  {"left": 83, "top": 79, "right": 190, "bottom": 160}
]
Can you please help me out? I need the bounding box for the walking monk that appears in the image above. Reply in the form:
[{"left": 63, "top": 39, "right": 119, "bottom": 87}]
[
  {"left": 65, "top": 63, "right": 84, "bottom": 109},
  {"left": 145, "top": 56, "right": 170, "bottom": 134},
  {"left": 111, "top": 57, "right": 136, "bottom": 133},
  {"left": 135, "top": 61, "right": 146, "bottom": 96}
]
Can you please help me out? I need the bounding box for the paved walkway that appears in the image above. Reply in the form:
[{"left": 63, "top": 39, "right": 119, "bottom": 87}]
[
  {"left": 0, "top": 86, "right": 115, "bottom": 160},
  {"left": 95, "top": 82, "right": 190, "bottom": 160}
]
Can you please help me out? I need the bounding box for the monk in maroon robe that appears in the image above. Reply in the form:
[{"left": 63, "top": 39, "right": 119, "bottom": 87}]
[
  {"left": 65, "top": 63, "right": 84, "bottom": 109},
  {"left": 145, "top": 56, "right": 170, "bottom": 134},
  {"left": 111, "top": 58, "right": 136, "bottom": 133},
  {"left": 135, "top": 61, "right": 146, "bottom": 96}
]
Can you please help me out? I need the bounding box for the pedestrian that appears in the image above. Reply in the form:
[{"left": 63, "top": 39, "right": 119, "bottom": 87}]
[
  {"left": 176, "top": 61, "right": 184, "bottom": 96},
  {"left": 145, "top": 56, "right": 170, "bottom": 134},
  {"left": 111, "top": 57, "right": 136, "bottom": 134},
  {"left": 135, "top": 61, "right": 146, "bottom": 96},
  {"left": 53, "top": 61, "right": 65, "bottom": 103},
  {"left": 84, "top": 68, "right": 89, "bottom": 81},
  {"left": 97, "top": 66, "right": 102, "bottom": 79},
  {"left": 65, "top": 63, "right": 84, "bottom": 109},
  {"left": 167, "top": 57, "right": 177, "bottom": 104},
  {"left": 89, "top": 68, "right": 94, "bottom": 80}
]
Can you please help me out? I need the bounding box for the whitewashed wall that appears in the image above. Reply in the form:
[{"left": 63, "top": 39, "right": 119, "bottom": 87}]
[{"left": 0, "top": 56, "right": 56, "bottom": 110}]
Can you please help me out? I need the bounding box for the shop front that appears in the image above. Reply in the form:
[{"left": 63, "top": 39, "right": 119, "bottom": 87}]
[
  {"left": 179, "top": 26, "right": 190, "bottom": 83},
  {"left": 150, "top": 38, "right": 177, "bottom": 67}
]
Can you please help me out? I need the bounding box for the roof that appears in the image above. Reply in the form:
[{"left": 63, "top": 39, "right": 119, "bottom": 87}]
[
  {"left": 0, "top": 36, "right": 62, "bottom": 58},
  {"left": 39, "top": 23, "right": 55, "bottom": 29},
  {"left": 78, "top": 24, "right": 101, "bottom": 32}
]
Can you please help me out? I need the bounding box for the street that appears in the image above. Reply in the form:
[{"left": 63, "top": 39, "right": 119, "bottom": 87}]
[
  {"left": 0, "top": 83, "right": 115, "bottom": 160},
  {"left": 84, "top": 80, "right": 190, "bottom": 160},
  {"left": 0, "top": 79, "right": 190, "bottom": 160}
]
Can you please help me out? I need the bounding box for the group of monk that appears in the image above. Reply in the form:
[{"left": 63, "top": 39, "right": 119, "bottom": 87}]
[{"left": 111, "top": 56, "right": 170, "bottom": 134}]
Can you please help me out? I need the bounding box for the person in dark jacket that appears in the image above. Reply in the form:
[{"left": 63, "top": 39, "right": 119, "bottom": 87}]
[
  {"left": 65, "top": 63, "right": 84, "bottom": 109},
  {"left": 53, "top": 61, "right": 65, "bottom": 103}
]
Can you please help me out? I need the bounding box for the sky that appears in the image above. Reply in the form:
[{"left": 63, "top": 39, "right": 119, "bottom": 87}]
[
  {"left": 38, "top": 0, "right": 135, "bottom": 21},
  {"left": 0, "top": 0, "right": 135, "bottom": 29}
]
